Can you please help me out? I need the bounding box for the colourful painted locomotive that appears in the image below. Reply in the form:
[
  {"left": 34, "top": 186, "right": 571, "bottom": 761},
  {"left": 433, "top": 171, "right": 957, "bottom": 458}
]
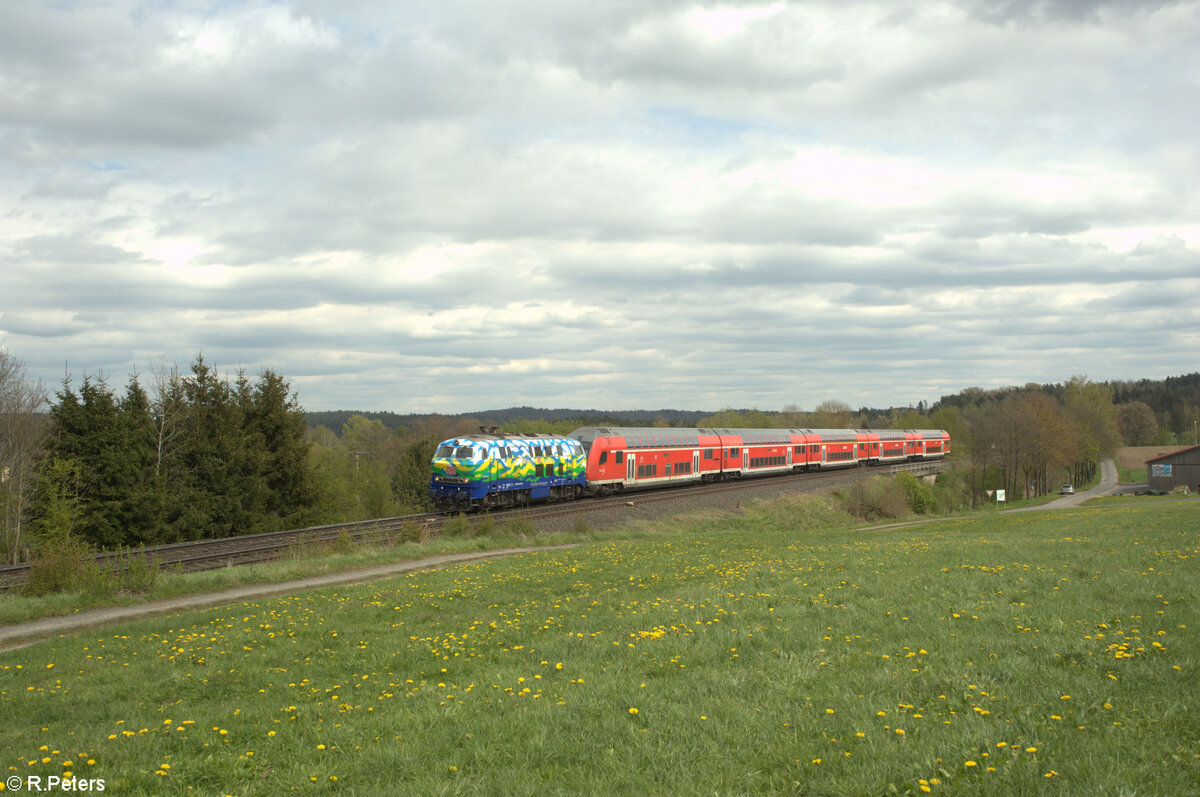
[{"left": 429, "top": 431, "right": 587, "bottom": 510}]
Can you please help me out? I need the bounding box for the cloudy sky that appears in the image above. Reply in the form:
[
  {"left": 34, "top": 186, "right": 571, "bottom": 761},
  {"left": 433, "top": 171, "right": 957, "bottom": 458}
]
[{"left": 2, "top": 0, "right": 1198, "bottom": 414}]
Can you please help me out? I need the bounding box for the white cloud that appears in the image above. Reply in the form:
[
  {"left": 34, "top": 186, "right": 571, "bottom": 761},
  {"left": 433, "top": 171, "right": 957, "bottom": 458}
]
[{"left": 2, "top": 0, "right": 1198, "bottom": 412}]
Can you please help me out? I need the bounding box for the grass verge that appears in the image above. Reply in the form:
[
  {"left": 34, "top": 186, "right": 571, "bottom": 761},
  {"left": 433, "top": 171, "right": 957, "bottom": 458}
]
[{"left": 1, "top": 495, "right": 1197, "bottom": 795}]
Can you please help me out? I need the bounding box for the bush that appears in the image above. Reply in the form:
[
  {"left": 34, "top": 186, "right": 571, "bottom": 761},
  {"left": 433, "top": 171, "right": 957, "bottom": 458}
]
[
  {"left": 442, "top": 513, "right": 473, "bottom": 538},
  {"left": 119, "top": 551, "right": 161, "bottom": 594},
  {"left": 895, "top": 472, "right": 937, "bottom": 514},
  {"left": 22, "top": 537, "right": 103, "bottom": 596},
  {"left": 841, "top": 475, "right": 909, "bottom": 521},
  {"left": 503, "top": 517, "right": 535, "bottom": 538},
  {"left": 395, "top": 520, "right": 427, "bottom": 545},
  {"left": 923, "top": 466, "right": 973, "bottom": 513},
  {"left": 332, "top": 530, "right": 357, "bottom": 555},
  {"left": 474, "top": 516, "right": 497, "bottom": 537}
]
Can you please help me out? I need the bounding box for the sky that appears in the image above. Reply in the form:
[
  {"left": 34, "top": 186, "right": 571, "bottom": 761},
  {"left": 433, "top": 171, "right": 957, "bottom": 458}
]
[{"left": 2, "top": 0, "right": 1198, "bottom": 414}]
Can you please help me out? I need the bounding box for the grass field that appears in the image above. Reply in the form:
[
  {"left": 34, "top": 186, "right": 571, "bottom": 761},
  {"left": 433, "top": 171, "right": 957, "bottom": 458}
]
[{"left": 2, "top": 496, "right": 1197, "bottom": 795}]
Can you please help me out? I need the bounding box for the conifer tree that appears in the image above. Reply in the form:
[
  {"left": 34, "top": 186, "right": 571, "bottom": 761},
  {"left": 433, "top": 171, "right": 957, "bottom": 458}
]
[
  {"left": 245, "top": 369, "right": 316, "bottom": 530},
  {"left": 170, "top": 355, "right": 244, "bottom": 540},
  {"left": 118, "top": 377, "right": 166, "bottom": 544}
]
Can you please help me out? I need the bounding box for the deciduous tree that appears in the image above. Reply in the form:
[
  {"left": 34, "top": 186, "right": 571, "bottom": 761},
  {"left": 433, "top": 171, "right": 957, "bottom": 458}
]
[{"left": 0, "top": 349, "right": 47, "bottom": 563}]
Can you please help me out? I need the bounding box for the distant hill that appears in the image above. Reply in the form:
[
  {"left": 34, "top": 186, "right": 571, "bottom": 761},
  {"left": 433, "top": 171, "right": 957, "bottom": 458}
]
[{"left": 305, "top": 406, "right": 719, "bottom": 433}]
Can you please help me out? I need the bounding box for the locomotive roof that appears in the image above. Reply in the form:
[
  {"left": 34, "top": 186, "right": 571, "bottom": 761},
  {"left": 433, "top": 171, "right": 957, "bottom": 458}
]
[{"left": 444, "top": 432, "right": 574, "bottom": 443}]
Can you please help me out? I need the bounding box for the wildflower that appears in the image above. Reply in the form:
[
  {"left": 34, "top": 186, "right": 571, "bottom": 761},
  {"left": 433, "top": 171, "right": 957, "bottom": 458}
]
[{"left": 628, "top": 707, "right": 638, "bottom": 715}]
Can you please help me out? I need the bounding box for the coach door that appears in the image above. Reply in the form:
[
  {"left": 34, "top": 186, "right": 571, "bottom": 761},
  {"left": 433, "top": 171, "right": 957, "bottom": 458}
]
[
  {"left": 693, "top": 450, "right": 700, "bottom": 476},
  {"left": 743, "top": 448, "right": 749, "bottom": 470},
  {"left": 627, "top": 452, "right": 636, "bottom": 481}
]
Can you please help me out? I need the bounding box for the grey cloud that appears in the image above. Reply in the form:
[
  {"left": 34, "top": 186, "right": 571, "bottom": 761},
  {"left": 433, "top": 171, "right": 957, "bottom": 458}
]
[{"left": 3, "top": 0, "right": 1198, "bottom": 413}]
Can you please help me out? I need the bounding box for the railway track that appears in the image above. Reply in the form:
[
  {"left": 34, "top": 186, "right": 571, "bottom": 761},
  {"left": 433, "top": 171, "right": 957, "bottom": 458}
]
[{"left": 0, "top": 460, "right": 941, "bottom": 591}]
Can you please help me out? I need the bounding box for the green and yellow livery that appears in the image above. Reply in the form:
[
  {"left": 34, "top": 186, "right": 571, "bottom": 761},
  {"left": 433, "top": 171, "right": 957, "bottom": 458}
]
[{"left": 429, "top": 431, "right": 586, "bottom": 510}]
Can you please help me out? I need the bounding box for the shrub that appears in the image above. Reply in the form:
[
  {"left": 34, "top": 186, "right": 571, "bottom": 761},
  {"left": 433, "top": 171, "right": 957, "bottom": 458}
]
[
  {"left": 841, "top": 475, "right": 909, "bottom": 521},
  {"left": 119, "top": 552, "right": 161, "bottom": 594},
  {"left": 332, "top": 530, "right": 356, "bottom": 555},
  {"left": 395, "top": 520, "right": 427, "bottom": 544},
  {"left": 932, "top": 467, "right": 972, "bottom": 513},
  {"left": 442, "top": 513, "right": 473, "bottom": 538},
  {"left": 22, "top": 537, "right": 100, "bottom": 596},
  {"left": 895, "top": 472, "right": 936, "bottom": 514},
  {"left": 503, "top": 517, "right": 535, "bottom": 538}
]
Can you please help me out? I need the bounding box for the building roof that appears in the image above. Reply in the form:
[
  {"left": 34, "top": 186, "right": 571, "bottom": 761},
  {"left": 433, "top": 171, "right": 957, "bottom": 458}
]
[{"left": 1145, "top": 444, "right": 1200, "bottom": 464}]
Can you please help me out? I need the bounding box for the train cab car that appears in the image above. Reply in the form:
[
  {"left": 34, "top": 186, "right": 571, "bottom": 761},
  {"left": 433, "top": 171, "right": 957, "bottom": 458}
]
[
  {"left": 570, "top": 427, "right": 722, "bottom": 495},
  {"left": 919, "top": 430, "right": 950, "bottom": 458},
  {"left": 429, "top": 432, "right": 586, "bottom": 510}
]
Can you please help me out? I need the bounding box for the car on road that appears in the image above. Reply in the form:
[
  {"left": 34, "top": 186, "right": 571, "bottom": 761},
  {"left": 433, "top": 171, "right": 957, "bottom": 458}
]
[{"left": 1060, "top": 484, "right": 1075, "bottom": 495}]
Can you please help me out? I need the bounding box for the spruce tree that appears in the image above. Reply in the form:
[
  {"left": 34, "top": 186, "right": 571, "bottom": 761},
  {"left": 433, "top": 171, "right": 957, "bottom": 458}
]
[
  {"left": 118, "top": 377, "right": 166, "bottom": 544},
  {"left": 172, "top": 355, "right": 243, "bottom": 539},
  {"left": 245, "top": 369, "right": 316, "bottom": 530}
]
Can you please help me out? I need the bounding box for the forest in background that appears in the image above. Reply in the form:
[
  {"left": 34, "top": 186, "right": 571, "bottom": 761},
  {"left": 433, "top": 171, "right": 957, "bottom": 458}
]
[{"left": 3, "top": 342, "right": 1198, "bottom": 564}]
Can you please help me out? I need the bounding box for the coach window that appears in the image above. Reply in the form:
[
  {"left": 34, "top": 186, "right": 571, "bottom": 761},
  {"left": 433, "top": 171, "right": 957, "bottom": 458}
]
[
  {"left": 599, "top": 451, "right": 608, "bottom": 465},
  {"left": 616, "top": 451, "right": 624, "bottom": 464}
]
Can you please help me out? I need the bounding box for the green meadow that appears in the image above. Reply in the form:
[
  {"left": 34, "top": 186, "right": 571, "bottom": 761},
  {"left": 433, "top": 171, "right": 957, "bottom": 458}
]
[{"left": 2, "top": 497, "right": 1197, "bottom": 796}]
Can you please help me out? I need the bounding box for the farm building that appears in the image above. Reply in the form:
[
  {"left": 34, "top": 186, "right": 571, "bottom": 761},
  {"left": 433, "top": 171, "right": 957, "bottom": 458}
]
[{"left": 1145, "top": 445, "right": 1200, "bottom": 493}]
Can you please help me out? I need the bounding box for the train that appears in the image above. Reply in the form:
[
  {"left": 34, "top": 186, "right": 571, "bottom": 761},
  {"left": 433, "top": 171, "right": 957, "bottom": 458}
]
[{"left": 429, "top": 426, "right": 950, "bottom": 511}]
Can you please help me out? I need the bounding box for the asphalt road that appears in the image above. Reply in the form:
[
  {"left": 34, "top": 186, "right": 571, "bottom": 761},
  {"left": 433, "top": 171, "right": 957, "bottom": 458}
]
[{"left": 1004, "top": 458, "right": 1118, "bottom": 512}]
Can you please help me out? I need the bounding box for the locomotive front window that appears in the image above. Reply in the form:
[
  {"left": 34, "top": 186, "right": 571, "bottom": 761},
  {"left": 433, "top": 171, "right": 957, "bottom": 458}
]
[
  {"left": 455, "top": 446, "right": 475, "bottom": 458},
  {"left": 436, "top": 445, "right": 455, "bottom": 458}
]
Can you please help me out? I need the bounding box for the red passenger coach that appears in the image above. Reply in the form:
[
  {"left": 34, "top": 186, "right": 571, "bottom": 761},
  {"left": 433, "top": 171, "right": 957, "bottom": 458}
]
[
  {"left": 569, "top": 426, "right": 950, "bottom": 497},
  {"left": 571, "top": 427, "right": 723, "bottom": 495}
]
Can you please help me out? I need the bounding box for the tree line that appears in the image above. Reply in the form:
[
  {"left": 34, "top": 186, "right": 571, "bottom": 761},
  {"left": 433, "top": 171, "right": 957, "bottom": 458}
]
[
  {"left": 3, "top": 342, "right": 1197, "bottom": 563},
  {"left": 14, "top": 355, "right": 316, "bottom": 559}
]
